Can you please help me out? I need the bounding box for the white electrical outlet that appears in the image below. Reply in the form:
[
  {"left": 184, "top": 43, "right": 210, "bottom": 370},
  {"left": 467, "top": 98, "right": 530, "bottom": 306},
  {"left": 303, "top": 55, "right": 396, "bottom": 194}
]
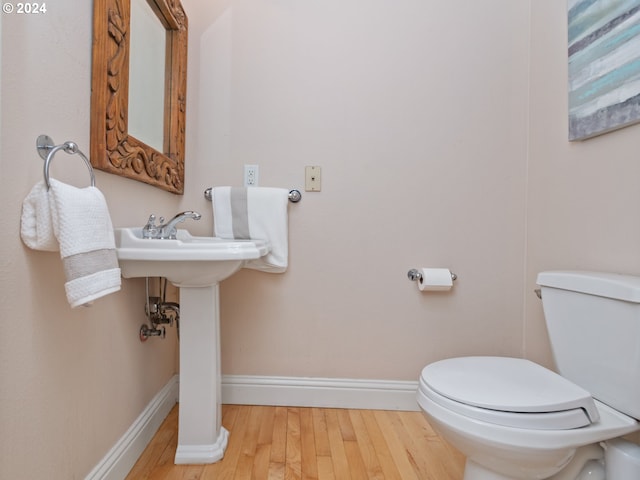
[{"left": 244, "top": 164, "right": 259, "bottom": 187}]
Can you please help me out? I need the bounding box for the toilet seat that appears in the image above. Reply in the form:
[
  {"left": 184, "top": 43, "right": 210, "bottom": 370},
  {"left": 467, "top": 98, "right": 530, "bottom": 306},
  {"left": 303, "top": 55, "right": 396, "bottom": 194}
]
[{"left": 420, "top": 356, "right": 599, "bottom": 430}]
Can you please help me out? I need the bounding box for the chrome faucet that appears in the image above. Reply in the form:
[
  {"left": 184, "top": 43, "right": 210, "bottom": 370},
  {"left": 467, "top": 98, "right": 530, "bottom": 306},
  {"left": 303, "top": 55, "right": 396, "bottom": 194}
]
[{"left": 142, "top": 211, "right": 202, "bottom": 239}]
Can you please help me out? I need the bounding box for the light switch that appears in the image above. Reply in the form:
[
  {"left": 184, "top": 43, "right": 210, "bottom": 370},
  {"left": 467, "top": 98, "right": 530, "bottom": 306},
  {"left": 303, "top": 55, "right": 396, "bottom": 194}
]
[{"left": 305, "top": 166, "right": 321, "bottom": 192}]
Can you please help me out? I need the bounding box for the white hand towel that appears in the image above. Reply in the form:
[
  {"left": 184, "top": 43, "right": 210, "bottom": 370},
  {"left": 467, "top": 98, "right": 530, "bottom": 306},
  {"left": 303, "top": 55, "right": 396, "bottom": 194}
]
[
  {"left": 48, "top": 179, "right": 121, "bottom": 307},
  {"left": 212, "top": 186, "right": 289, "bottom": 273},
  {"left": 20, "top": 181, "right": 59, "bottom": 251}
]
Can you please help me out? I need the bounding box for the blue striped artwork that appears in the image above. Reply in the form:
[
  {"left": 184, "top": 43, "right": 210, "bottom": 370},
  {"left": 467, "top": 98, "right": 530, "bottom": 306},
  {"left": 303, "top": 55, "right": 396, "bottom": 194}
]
[{"left": 568, "top": 0, "right": 640, "bottom": 140}]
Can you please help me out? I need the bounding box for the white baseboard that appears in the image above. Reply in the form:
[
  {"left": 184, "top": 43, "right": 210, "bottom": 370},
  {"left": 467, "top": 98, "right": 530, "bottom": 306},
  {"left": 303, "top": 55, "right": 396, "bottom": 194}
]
[
  {"left": 84, "top": 375, "right": 179, "bottom": 480},
  {"left": 221, "top": 375, "right": 420, "bottom": 411}
]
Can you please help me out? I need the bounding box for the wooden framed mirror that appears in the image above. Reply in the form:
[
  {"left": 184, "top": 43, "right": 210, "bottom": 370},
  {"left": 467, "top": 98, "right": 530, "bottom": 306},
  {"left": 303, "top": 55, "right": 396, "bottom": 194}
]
[{"left": 90, "top": 0, "right": 188, "bottom": 194}]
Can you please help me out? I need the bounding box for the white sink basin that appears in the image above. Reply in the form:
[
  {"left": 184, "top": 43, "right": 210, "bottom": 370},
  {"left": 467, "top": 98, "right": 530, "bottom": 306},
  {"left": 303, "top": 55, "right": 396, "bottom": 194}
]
[
  {"left": 114, "top": 226, "right": 271, "bottom": 464},
  {"left": 114, "top": 227, "right": 270, "bottom": 286}
]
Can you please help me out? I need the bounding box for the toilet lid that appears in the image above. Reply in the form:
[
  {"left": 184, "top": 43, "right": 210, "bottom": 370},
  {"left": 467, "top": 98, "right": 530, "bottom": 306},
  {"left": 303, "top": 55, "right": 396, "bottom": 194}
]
[{"left": 421, "top": 357, "right": 600, "bottom": 428}]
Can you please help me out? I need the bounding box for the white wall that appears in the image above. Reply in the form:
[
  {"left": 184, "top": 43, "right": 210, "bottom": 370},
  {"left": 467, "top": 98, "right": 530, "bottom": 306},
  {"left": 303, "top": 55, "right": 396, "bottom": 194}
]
[
  {"left": 526, "top": 0, "right": 640, "bottom": 369},
  {"left": 0, "top": 4, "right": 180, "bottom": 479},
  {"left": 182, "top": 0, "right": 530, "bottom": 380}
]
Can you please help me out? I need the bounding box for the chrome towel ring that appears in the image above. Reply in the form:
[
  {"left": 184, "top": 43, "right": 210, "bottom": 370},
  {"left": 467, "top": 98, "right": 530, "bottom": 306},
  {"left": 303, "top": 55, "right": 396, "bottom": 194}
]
[{"left": 36, "top": 134, "right": 95, "bottom": 190}]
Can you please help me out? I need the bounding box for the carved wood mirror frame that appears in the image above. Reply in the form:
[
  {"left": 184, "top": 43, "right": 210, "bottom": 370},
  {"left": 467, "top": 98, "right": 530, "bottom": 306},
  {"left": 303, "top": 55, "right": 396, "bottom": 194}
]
[{"left": 90, "top": 0, "right": 188, "bottom": 194}]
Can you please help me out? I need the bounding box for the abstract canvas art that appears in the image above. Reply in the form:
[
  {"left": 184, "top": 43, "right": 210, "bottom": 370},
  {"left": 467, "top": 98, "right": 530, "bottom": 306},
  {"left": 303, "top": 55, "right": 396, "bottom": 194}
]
[{"left": 568, "top": 0, "right": 640, "bottom": 140}]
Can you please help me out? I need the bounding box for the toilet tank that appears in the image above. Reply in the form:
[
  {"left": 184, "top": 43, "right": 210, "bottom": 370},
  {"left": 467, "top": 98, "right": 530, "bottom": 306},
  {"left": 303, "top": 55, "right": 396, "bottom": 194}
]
[{"left": 537, "top": 271, "right": 640, "bottom": 420}]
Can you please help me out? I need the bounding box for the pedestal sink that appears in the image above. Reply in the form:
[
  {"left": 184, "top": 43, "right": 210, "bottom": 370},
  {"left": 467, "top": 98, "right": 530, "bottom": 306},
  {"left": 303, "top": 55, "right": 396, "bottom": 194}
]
[{"left": 114, "top": 227, "right": 270, "bottom": 464}]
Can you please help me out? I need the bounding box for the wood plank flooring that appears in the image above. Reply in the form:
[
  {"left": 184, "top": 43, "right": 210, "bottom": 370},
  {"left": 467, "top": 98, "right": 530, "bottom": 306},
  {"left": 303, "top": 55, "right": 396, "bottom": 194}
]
[{"left": 125, "top": 404, "right": 465, "bottom": 480}]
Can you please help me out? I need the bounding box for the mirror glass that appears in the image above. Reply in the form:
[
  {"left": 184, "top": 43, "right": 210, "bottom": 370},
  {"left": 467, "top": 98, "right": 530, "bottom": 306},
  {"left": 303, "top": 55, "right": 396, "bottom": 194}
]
[
  {"left": 90, "top": 0, "right": 188, "bottom": 195},
  {"left": 128, "top": 0, "right": 166, "bottom": 152}
]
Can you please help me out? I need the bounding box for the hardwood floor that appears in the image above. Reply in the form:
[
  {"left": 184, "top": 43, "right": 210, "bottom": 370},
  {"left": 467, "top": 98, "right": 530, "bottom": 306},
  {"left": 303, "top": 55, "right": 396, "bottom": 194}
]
[{"left": 126, "top": 404, "right": 465, "bottom": 480}]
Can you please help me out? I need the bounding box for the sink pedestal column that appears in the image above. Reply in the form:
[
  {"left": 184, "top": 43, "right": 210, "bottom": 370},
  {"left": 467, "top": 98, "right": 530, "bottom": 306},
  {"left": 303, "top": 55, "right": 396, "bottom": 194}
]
[{"left": 174, "top": 284, "right": 229, "bottom": 464}]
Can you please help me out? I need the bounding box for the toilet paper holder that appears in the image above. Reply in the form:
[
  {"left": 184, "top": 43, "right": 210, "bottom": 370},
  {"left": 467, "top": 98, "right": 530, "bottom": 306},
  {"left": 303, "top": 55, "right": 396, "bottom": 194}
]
[{"left": 407, "top": 268, "right": 457, "bottom": 282}]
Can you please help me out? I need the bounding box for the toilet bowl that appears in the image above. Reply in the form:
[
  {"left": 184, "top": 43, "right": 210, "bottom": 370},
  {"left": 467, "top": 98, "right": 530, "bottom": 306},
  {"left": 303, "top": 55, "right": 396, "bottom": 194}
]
[
  {"left": 417, "top": 271, "right": 640, "bottom": 479},
  {"left": 417, "top": 357, "right": 639, "bottom": 479}
]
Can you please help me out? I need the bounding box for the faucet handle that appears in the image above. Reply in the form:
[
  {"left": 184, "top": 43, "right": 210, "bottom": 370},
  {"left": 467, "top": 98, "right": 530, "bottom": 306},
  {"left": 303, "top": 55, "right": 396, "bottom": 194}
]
[{"left": 142, "top": 214, "right": 160, "bottom": 239}]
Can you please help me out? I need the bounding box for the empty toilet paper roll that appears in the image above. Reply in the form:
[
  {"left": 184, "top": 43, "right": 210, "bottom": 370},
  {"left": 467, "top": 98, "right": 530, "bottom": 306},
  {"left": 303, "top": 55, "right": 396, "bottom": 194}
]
[{"left": 418, "top": 268, "right": 454, "bottom": 291}]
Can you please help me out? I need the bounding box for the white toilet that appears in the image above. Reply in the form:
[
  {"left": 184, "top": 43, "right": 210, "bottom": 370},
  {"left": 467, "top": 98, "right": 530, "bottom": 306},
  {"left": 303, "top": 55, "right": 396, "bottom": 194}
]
[{"left": 417, "top": 271, "right": 640, "bottom": 479}]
